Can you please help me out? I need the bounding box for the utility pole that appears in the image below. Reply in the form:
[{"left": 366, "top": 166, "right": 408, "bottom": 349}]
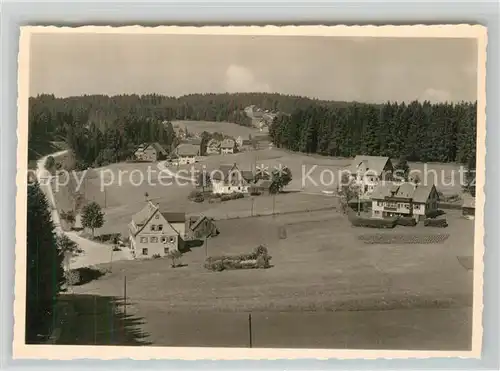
[
  {"left": 251, "top": 197, "right": 255, "bottom": 217},
  {"left": 104, "top": 188, "right": 107, "bottom": 208},
  {"left": 204, "top": 236, "right": 208, "bottom": 256},
  {"left": 248, "top": 313, "right": 253, "bottom": 348},
  {"left": 272, "top": 194, "right": 276, "bottom": 217},
  {"left": 123, "top": 276, "right": 127, "bottom": 319}
]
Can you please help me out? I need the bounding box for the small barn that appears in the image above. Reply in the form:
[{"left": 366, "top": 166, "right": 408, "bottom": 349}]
[{"left": 462, "top": 194, "right": 476, "bottom": 219}]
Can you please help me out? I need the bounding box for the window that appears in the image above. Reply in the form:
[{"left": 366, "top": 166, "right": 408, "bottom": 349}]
[
  {"left": 158, "top": 224, "right": 163, "bottom": 231},
  {"left": 164, "top": 247, "right": 169, "bottom": 254},
  {"left": 169, "top": 236, "right": 175, "bottom": 243},
  {"left": 150, "top": 224, "right": 156, "bottom": 231},
  {"left": 150, "top": 237, "right": 158, "bottom": 243},
  {"left": 142, "top": 248, "right": 148, "bottom": 255},
  {"left": 155, "top": 214, "right": 160, "bottom": 219},
  {"left": 140, "top": 237, "right": 148, "bottom": 243},
  {"left": 161, "top": 237, "right": 167, "bottom": 243},
  {"left": 414, "top": 204, "right": 420, "bottom": 210}
]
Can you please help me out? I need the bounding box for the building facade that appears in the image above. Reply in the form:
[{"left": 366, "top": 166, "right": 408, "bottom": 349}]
[
  {"left": 220, "top": 139, "right": 236, "bottom": 155},
  {"left": 134, "top": 142, "right": 168, "bottom": 162},
  {"left": 128, "top": 202, "right": 185, "bottom": 259},
  {"left": 174, "top": 143, "right": 200, "bottom": 165},
  {"left": 212, "top": 164, "right": 254, "bottom": 194},
  {"left": 371, "top": 182, "right": 439, "bottom": 221},
  {"left": 349, "top": 155, "right": 394, "bottom": 196}
]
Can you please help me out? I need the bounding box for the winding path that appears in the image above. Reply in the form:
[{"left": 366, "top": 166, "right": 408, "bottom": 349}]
[{"left": 36, "top": 152, "right": 133, "bottom": 269}]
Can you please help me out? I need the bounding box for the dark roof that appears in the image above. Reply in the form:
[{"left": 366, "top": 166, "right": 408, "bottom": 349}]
[
  {"left": 350, "top": 155, "right": 391, "bottom": 175},
  {"left": 254, "top": 179, "right": 272, "bottom": 189},
  {"left": 370, "top": 182, "right": 436, "bottom": 203},
  {"left": 161, "top": 212, "right": 186, "bottom": 223},
  {"left": 149, "top": 142, "right": 168, "bottom": 155},
  {"left": 241, "top": 171, "right": 254, "bottom": 182},
  {"left": 176, "top": 143, "right": 200, "bottom": 157},
  {"left": 190, "top": 215, "right": 215, "bottom": 231},
  {"left": 241, "top": 139, "right": 252, "bottom": 146},
  {"left": 221, "top": 139, "right": 235, "bottom": 148}
]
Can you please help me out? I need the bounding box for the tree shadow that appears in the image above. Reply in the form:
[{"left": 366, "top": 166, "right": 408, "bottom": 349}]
[
  {"left": 56, "top": 294, "right": 152, "bottom": 346},
  {"left": 72, "top": 267, "right": 106, "bottom": 286}
]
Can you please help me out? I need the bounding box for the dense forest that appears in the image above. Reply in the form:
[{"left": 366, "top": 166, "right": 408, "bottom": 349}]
[
  {"left": 270, "top": 101, "right": 477, "bottom": 164},
  {"left": 28, "top": 93, "right": 476, "bottom": 168}
]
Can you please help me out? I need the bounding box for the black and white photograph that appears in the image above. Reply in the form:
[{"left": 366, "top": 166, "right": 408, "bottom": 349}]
[{"left": 14, "top": 25, "right": 486, "bottom": 359}]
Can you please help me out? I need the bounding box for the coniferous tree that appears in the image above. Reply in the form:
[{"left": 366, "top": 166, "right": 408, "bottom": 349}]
[{"left": 26, "top": 181, "right": 64, "bottom": 343}]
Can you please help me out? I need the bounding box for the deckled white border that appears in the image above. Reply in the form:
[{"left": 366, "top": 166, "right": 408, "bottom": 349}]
[{"left": 14, "top": 25, "right": 487, "bottom": 361}]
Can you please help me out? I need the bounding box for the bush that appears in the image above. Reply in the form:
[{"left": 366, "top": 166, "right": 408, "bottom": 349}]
[
  {"left": 193, "top": 195, "right": 205, "bottom": 203},
  {"left": 426, "top": 209, "right": 445, "bottom": 219},
  {"left": 424, "top": 218, "right": 448, "bottom": 228},
  {"left": 396, "top": 216, "right": 417, "bottom": 227},
  {"left": 204, "top": 245, "right": 272, "bottom": 272},
  {"left": 348, "top": 212, "right": 397, "bottom": 228},
  {"left": 188, "top": 190, "right": 203, "bottom": 201},
  {"left": 220, "top": 192, "right": 245, "bottom": 202},
  {"left": 250, "top": 191, "right": 262, "bottom": 196}
]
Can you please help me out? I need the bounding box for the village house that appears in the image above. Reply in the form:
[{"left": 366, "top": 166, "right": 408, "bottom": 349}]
[
  {"left": 174, "top": 143, "right": 200, "bottom": 165},
  {"left": 128, "top": 202, "right": 186, "bottom": 259},
  {"left": 349, "top": 155, "right": 394, "bottom": 196},
  {"left": 185, "top": 215, "right": 219, "bottom": 240},
  {"left": 462, "top": 194, "right": 476, "bottom": 220},
  {"left": 206, "top": 138, "right": 221, "bottom": 155},
  {"left": 370, "top": 182, "right": 439, "bottom": 221},
  {"left": 212, "top": 163, "right": 254, "bottom": 195},
  {"left": 134, "top": 142, "right": 168, "bottom": 162},
  {"left": 220, "top": 139, "right": 236, "bottom": 155},
  {"left": 249, "top": 179, "right": 273, "bottom": 195}
]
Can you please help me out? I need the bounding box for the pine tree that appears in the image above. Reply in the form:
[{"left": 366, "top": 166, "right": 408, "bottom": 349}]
[{"left": 26, "top": 181, "right": 64, "bottom": 343}]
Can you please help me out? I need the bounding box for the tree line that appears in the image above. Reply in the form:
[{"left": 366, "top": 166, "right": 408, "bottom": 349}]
[
  {"left": 28, "top": 93, "right": 351, "bottom": 167},
  {"left": 269, "top": 100, "right": 477, "bottom": 164}
]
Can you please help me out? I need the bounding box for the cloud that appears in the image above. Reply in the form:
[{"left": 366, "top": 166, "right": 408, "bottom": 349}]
[
  {"left": 224, "top": 64, "right": 271, "bottom": 93},
  {"left": 420, "top": 88, "right": 452, "bottom": 103}
]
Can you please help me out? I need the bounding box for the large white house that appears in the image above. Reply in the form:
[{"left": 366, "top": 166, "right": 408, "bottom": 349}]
[
  {"left": 128, "top": 202, "right": 186, "bottom": 259},
  {"left": 220, "top": 139, "right": 236, "bottom": 155},
  {"left": 174, "top": 143, "right": 200, "bottom": 165},
  {"left": 349, "top": 155, "right": 394, "bottom": 196},
  {"left": 212, "top": 164, "right": 254, "bottom": 194},
  {"left": 371, "top": 182, "right": 439, "bottom": 221}
]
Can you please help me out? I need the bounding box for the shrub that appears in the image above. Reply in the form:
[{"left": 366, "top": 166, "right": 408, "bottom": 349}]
[
  {"left": 426, "top": 209, "right": 445, "bottom": 219},
  {"left": 220, "top": 192, "right": 244, "bottom": 202},
  {"left": 348, "top": 212, "right": 397, "bottom": 228},
  {"left": 250, "top": 191, "right": 262, "bottom": 196},
  {"left": 424, "top": 218, "right": 448, "bottom": 228},
  {"left": 396, "top": 216, "right": 417, "bottom": 227},
  {"left": 204, "top": 245, "right": 271, "bottom": 272},
  {"left": 188, "top": 190, "right": 203, "bottom": 201},
  {"left": 193, "top": 195, "right": 205, "bottom": 203},
  {"left": 152, "top": 254, "right": 161, "bottom": 259}
]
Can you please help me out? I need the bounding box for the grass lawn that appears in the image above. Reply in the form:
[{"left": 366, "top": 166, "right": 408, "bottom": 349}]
[
  {"left": 70, "top": 209, "right": 475, "bottom": 349},
  {"left": 172, "top": 120, "right": 263, "bottom": 138}
]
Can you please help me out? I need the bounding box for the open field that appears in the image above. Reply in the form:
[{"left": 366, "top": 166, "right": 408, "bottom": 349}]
[
  {"left": 70, "top": 209, "right": 474, "bottom": 349},
  {"left": 172, "top": 120, "right": 263, "bottom": 138}
]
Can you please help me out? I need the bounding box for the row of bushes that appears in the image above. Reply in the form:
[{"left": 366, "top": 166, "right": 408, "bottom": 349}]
[
  {"left": 348, "top": 212, "right": 398, "bottom": 229},
  {"left": 424, "top": 218, "right": 449, "bottom": 228},
  {"left": 189, "top": 190, "right": 246, "bottom": 203},
  {"left": 204, "top": 245, "right": 272, "bottom": 272},
  {"left": 396, "top": 216, "right": 417, "bottom": 227}
]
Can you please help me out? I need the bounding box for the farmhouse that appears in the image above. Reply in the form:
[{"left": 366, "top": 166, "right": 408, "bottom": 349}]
[
  {"left": 185, "top": 215, "right": 219, "bottom": 240},
  {"left": 371, "top": 182, "right": 439, "bottom": 221},
  {"left": 174, "top": 143, "right": 200, "bottom": 164},
  {"left": 349, "top": 155, "right": 393, "bottom": 196},
  {"left": 128, "top": 202, "right": 186, "bottom": 259},
  {"left": 221, "top": 139, "right": 236, "bottom": 155},
  {"left": 134, "top": 142, "right": 168, "bottom": 162},
  {"left": 206, "top": 138, "right": 221, "bottom": 155},
  {"left": 212, "top": 164, "right": 254, "bottom": 195},
  {"left": 462, "top": 194, "right": 476, "bottom": 219}
]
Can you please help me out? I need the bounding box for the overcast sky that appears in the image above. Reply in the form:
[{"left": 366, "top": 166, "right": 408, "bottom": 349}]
[{"left": 29, "top": 33, "right": 478, "bottom": 103}]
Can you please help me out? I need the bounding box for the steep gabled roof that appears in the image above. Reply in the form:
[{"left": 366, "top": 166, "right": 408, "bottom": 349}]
[
  {"left": 412, "top": 184, "right": 437, "bottom": 203},
  {"left": 148, "top": 142, "right": 168, "bottom": 155},
  {"left": 176, "top": 143, "right": 200, "bottom": 157},
  {"left": 221, "top": 139, "right": 235, "bottom": 149},
  {"left": 462, "top": 194, "right": 476, "bottom": 209},
  {"left": 350, "top": 155, "right": 391, "bottom": 175},
  {"left": 161, "top": 212, "right": 186, "bottom": 223}
]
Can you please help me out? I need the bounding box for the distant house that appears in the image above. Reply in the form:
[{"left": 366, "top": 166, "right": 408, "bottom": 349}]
[
  {"left": 462, "top": 194, "right": 476, "bottom": 219},
  {"left": 220, "top": 139, "right": 236, "bottom": 155},
  {"left": 206, "top": 138, "right": 221, "bottom": 155},
  {"left": 128, "top": 202, "right": 186, "bottom": 259},
  {"left": 185, "top": 215, "right": 219, "bottom": 240},
  {"left": 134, "top": 142, "right": 168, "bottom": 162},
  {"left": 349, "top": 155, "right": 394, "bottom": 196},
  {"left": 371, "top": 182, "right": 439, "bottom": 221},
  {"left": 174, "top": 143, "right": 200, "bottom": 164},
  {"left": 212, "top": 163, "right": 254, "bottom": 194}
]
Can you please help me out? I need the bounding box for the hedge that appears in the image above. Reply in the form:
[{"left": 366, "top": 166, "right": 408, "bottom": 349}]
[
  {"left": 220, "top": 192, "right": 245, "bottom": 202},
  {"left": 348, "top": 211, "right": 397, "bottom": 228},
  {"left": 204, "top": 245, "right": 272, "bottom": 272},
  {"left": 424, "top": 218, "right": 448, "bottom": 228},
  {"left": 396, "top": 216, "right": 417, "bottom": 227}
]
